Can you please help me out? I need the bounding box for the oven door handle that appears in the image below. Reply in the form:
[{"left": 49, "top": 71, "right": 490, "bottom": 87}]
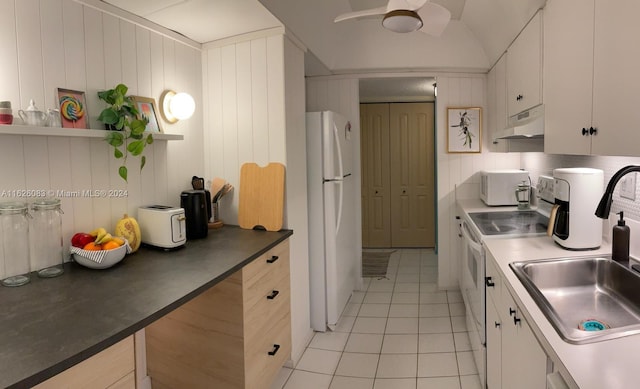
[{"left": 461, "top": 221, "right": 483, "bottom": 253}]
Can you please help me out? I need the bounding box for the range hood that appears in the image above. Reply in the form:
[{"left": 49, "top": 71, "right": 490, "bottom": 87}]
[{"left": 493, "top": 104, "right": 544, "bottom": 140}]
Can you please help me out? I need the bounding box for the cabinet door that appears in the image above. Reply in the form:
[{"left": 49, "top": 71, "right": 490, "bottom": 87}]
[
  {"left": 389, "top": 102, "right": 435, "bottom": 247},
  {"left": 488, "top": 55, "right": 509, "bottom": 152},
  {"left": 360, "top": 103, "right": 391, "bottom": 247},
  {"left": 501, "top": 290, "right": 548, "bottom": 389},
  {"left": 486, "top": 299, "right": 502, "bottom": 389},
  {"left": 591, "top": 0, "right": 640, "bottom": 156},
  {"left": 543, "top": 0, "right": 594, "bottom": 155},
  {"left": 507, "top": 11, "right": 543, "bottom": 117}
]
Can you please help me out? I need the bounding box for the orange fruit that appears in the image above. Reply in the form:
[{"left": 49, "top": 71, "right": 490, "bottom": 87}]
[
  {"left": 102, "top": 241, "right": 120, "bottom": 250},
  {"left": 83, "top": 242, "right": 102, "bottom": 251}
]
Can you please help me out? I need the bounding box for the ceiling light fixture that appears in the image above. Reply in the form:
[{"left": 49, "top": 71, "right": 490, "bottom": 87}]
[
  {"left": 160, "top": 90, "right": 195, "bottom": 124},
  {"left": 382, "top": 10, "right": 423, "bottom": 33}
]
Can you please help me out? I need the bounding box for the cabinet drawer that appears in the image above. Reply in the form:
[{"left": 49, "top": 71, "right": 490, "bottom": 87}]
[
  {"left": 245, "top": 309, "right": 291, "bottom": 389},
  {"left": 242, "top": 240, "right": 289, "bottom": 288},
  {"left": 245, "top": 273, "right": 290, "bottom": 342},
  {"left": 485, "top": 257, "right": 502, "bottom": 308},
  {"left": 34, "top": 336, "right": 134, "bottom": 389},
  {"left": 243, "top": 255, "right": 290, "bottom": 312}
]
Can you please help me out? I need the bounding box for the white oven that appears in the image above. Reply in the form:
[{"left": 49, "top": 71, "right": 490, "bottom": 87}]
[
  {"left": 458, "top": 174, "right": 555, "bottom": 389},
  {"left": 460, "top": 218, "right": 486, "bottom": 387}
]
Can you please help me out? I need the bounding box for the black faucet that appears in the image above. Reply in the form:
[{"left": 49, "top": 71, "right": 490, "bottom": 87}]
[{"left": 595, "top": 165, "right": 640, "bottom": 219}]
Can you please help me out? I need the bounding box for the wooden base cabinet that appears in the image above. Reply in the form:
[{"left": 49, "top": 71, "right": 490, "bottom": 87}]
[
  {"left": 145, "top": 239, "right": 291, "bottom": 389},
  {"left": 485, "top": 256, "right": 548, "bottom": 389},
  {"left": 33, "top": 336, "right": 135, "bottom": 389}
]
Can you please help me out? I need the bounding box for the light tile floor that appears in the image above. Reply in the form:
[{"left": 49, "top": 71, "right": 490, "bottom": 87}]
[{"left": 271, "top": 249, "right": 482, "bottom": 389}]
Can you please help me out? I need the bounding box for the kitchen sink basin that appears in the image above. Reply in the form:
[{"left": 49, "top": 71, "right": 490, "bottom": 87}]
[{"left": 510, "top": 256, "right": 640, "bottom": 344}]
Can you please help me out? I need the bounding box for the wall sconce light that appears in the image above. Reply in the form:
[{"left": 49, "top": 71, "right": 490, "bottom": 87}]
[{"left": 160, "top": 90, "right": 195, "bottom": 123}]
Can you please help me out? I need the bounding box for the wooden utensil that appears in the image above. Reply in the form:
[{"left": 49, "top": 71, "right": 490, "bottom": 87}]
[
  {"left": 238, "top": 162, "right": 285, "bottom": 231},
  {"left": 547, "top": 204, "right": 559, "bottom": 236},
  {"left": 210, "top": 177, "right": 225, "bottom": 203}
]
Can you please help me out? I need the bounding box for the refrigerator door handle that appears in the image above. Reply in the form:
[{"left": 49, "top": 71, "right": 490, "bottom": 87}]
[
  {"left": 335, "top": 180, "right": 343, "bottom": 236},
  {"left": 332, "top": 123, "right": 344, "bottom": 180}
]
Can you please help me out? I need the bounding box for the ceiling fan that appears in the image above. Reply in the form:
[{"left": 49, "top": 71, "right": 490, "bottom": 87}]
[{"left": 334, "top": 0, "right": 451, "bottom": 36}]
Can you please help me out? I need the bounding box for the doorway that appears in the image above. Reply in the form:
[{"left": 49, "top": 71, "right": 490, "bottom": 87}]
[{"left": 361, "top": 101, "right": 436, "bottom": 248}]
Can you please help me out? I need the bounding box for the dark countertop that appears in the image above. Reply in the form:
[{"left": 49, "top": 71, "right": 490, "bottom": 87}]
[{"left": 0, "top": 226, "right": 293, "bottom": 389}]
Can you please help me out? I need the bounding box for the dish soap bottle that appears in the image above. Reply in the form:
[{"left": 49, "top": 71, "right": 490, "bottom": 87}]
[{"left": 612, "top": 211, "right": 630, "bottom": 263}]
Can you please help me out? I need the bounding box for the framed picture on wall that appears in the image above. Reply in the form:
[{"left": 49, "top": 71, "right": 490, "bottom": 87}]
[
  {"left": 57, "top": 88, "right": 88, "bottom": 129},
  {"left": 131, "top": 96, "right": 163, "bottom": 133},
  {"left": 447, "top": 107, "right": 482, "bottom": 153}
]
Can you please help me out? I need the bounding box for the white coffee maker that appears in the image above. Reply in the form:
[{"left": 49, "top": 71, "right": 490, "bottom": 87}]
[{"left": 551, "top": 168, "right": 604, "bottom": 250}]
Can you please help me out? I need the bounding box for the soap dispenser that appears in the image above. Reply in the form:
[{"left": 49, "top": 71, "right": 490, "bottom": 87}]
[{"left": 612, "top": 211, "right": 630, "bottom": 263}]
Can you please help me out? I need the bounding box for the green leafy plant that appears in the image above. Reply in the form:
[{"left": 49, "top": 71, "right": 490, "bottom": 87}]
[{"left": 97, "top": 83, "right": 153, "bottom": 182}]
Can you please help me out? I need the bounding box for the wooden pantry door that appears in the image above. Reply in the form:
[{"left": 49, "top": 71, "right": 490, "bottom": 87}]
[
  {"left": 360, "top": 102, "right": 435, "bottom": 248},
  {"left": 389, "top": 102, "right": 435, "bottom": 247},
  {"left": 360, "top": 103, "right": 391, "bottom": 247}
]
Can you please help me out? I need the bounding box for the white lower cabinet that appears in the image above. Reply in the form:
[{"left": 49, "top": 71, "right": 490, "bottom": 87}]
[
  {"left": 486, "top": 258, "right": 548, "bottom": 389},
  {"left": 486, "top": 299, "right": 502, "bottom": 389}
]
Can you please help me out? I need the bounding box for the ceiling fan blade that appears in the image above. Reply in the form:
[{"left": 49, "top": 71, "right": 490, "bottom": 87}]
[
  {"left": 334, "top": 6, "right": 387, "bottom": 23},
  {"left": 386, "top": 0, "right": 421, "bottom": 12},
  {"left": 404, "top": 0, "right": 429, "bottom": 10},
  {"left": 417, "top": 2, "right": 451, "bottom": 36}
]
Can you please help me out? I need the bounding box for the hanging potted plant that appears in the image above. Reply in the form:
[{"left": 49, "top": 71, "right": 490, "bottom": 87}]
[{"left": 97, "top": 83, "right": 153, "bottom": 182}]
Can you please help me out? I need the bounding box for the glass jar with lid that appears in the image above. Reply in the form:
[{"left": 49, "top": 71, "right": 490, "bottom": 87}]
[
  {"left": 0, "top": 202, "right": 31, "bottom": 286},
  {"left": 30, "top": 198, "right": 64, "bottom": 278}
]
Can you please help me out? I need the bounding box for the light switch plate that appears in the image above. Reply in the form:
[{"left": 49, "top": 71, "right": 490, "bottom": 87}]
[{"left": 620, "top": 173, "right": 636, "bottom": 200}]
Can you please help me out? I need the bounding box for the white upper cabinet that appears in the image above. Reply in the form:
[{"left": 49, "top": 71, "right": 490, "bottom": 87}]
[
  {"left": 543, "top": 0, "right": 595, "bottom": 155},
  {"left": 591, "top": 0, "right": 640, "bottom": 156},
  {"left": 506, "top": 11, "right": 543, "bottom": 117},
  {"left": 544, "top": 0, "right": 640, "bottom": 156},
  {"left": 487, "top": 54, "right": 509, "bottom": 152}
]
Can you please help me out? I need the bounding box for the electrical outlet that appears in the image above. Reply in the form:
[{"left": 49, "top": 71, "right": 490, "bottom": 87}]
[{"left": 620, "top": 173, "right": 636, "bottom": 200}]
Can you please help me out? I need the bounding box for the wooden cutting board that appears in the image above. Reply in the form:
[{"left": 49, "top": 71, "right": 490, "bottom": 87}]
[{"left": 238, "top": 162, "right": 285, "bottom": 231}]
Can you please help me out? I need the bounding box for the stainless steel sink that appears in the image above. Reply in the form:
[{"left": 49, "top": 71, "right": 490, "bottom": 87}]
[{"left": 510, "top": 256, "right": 640, "bottom": 344}]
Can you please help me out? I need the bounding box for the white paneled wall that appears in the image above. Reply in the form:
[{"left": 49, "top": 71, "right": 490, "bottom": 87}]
[
  {"left": 0, "top": 0, "right": 203, "bottom": 279},
  {"left": 202, "top": 30, "right": 312, "bottom": 366},
  {"left": 202, "top": 32, "right": 288, "bottom": 224},
  {"left": 436, "top": 75, "right": 520, "bottom": 289}
]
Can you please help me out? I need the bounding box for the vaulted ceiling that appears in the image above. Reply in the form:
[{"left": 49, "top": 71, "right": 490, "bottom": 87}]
[{"left": 101, "top": 0, "right": 546, "bottom": 75}]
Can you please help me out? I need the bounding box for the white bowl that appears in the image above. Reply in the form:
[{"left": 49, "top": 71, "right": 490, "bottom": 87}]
[{"left": 72, "top": 239, "right": 129, "bottom": 269}]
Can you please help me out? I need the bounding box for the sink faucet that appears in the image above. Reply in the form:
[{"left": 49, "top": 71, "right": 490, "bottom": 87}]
[{"left": 595, "top": 165, "right": 640, "bottom": 219}]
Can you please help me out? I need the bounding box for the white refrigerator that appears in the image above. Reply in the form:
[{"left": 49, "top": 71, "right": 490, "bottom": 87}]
[{"left": 307, "top": 111, "right": 358, "bottom": 332}]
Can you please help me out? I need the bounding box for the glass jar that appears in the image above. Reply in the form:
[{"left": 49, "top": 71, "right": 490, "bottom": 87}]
[
  {"left": 0, "top": 202, "right": 31, "bottom": 286},
  {"left": 30, "top": 199, "right": 64, "bottom": 278}
]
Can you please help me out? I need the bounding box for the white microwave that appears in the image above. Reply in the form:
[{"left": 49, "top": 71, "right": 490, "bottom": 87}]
[{"left": 480, "top": 170, "right": 529, "bottom": 206}]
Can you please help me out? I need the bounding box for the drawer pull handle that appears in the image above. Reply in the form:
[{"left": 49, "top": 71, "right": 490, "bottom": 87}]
[
  {"left": 268, "top": 344, "right": 281, "bottom": 356},
  {"left": 509, "top": 308, "right": 516, "bottom": 316},
  {"left": 267, "top": 290, "right": 280, "bottom": 300},
  {"left": 267, "top": 255, "right": 279, "bottom": 264},
  {"left": 513, "top": 316, "right": 521, "bottom": 326}
]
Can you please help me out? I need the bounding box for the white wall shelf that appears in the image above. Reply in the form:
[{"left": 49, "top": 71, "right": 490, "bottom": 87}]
[{"left": 0, "top": 125, "right": 184, "bottom": 140}]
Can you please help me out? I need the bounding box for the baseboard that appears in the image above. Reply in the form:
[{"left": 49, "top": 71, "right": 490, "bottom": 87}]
[{"left": 288, "top": 327, "right": 315, "bottom": 367}]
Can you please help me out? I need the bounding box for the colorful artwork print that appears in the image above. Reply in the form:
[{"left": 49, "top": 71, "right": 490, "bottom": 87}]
[
  {"left": 447, "top": 107, "right": 482, "bottom": 153},
  {"left": 57, "top": 88, "right": 87, "bottom": 129},
  {"left": 131, "top": 96, "right": 163, "bottom": 133}
]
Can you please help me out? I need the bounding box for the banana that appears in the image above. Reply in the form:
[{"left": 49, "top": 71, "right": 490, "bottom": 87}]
[
  {"left": 89, "top": 227, "right": 107, "bottom": 238},
  {"left": 94, "top": 230, "right": 109, "bottom": 244},
  {"left": 96, "top": 233, "right": 113, "bottom": 245},
  {"left": 111, "top": 236, "right": 125, "bottom": 247}
]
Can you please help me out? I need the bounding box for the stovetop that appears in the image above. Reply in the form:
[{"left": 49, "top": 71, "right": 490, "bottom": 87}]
[{"left": 468, "top": 210, "right": 549, "bottom": 236}]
